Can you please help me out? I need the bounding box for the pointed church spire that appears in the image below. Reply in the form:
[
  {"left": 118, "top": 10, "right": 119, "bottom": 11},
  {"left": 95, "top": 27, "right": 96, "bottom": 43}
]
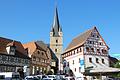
[{"left": 51, "top": 6, "right": 62, "bottom": 37}]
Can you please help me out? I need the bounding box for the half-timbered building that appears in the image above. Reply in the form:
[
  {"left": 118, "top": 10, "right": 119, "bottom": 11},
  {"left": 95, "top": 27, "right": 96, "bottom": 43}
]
[
  {"left": 62, "top": 27, "right": 120, "bottom": 80},
  {"left": 23, "top": 41, "right": 58, "bottom": 75},
  {"left": 0, "top": 37, "right": 30, "bottom": 73}
]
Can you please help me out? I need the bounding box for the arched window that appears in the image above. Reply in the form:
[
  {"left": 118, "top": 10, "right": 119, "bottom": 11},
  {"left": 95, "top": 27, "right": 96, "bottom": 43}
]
[
  {"left": 38, "top": 51, "right": 40, "bottom": 54},
  {"left": 91, "top": 48, "right": 94, "bottom": 52},
  {"left": 42, "top": 52, "right": 44, "bottom": 55},
  {"left": 97, "top": 49, "right": 100, "bottom": 53},
  {"left": 102, "top": 49, "right": 107, "bottom": 54}
]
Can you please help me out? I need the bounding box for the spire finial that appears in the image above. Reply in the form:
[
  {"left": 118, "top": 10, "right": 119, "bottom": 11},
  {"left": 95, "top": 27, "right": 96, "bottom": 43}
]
[{"left": 55, "top": 0, "right": 57, "bottom": 8}]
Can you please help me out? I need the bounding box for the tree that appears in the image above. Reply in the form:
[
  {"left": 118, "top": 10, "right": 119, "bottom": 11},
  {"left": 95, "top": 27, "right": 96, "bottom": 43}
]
[
  {"left": 47, "top": 70, "right": 53, "bottom": 75},
  {"left": 113, "top": 61, "right": 120, "bottom": 77},
  {"left": 114, "top": 61, "right": 120, "bottom": 68}
]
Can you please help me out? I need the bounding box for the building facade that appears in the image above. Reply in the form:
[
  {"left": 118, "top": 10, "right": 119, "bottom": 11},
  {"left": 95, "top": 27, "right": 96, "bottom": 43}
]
[
  {"left": 23, "top": 41, "right": 53, "bottom": 75},
  {"left": 0, "top": 37, "right": 30, "bottom": 73},
  {"left": 62, "top": 27, "right": 111, "bottom": 80},
  {"left": 50, "top": 7, "right": 63, "bottom": 71}
]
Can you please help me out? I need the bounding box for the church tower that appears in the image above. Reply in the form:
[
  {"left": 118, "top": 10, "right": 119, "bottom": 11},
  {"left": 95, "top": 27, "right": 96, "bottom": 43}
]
[{"left": 50, "top": 7, "right": 63, "bottom": 70}]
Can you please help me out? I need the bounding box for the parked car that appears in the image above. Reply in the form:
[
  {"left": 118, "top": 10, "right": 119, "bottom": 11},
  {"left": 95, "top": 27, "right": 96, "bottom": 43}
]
[
  {"left": 75, "top": 77, "right": 82, "bottom": 80},
  {"left": 0, "top": 72, "right": 20, "bottom": 80},
  {"left": 48, "top": 75, "right": 56, "bottom": 78},
  {"left": 35, "top": 75, "right": 42, "bottom": 80},
  {"left": 24, "top": 76, "right": 39, "bottom": 80},
  {"left": 65, "top": 76, "right": 75, "bottom": 80},
  {"left": 42, "top": 78, "right": 56, "bottom": 80},
  {"left": 56, "top": 75, "right": 66, "bottom": 80}
]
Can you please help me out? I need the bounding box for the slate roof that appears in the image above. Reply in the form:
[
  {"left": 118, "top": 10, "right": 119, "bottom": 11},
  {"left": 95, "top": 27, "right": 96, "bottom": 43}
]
[
  {"left": 35, "top": 41, "right": 48, "bottom": 51},
  {"left": 51, "top": 7, "right": 62, "bottom": 37},
  {"left": 48, "top": 46, "right": 58, "bottom": 61}
]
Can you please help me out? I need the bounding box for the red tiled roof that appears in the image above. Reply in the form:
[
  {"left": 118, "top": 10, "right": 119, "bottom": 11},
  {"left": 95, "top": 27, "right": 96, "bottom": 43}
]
[{"left": 0, "top": 37, "right": 29, "bottom": 58}]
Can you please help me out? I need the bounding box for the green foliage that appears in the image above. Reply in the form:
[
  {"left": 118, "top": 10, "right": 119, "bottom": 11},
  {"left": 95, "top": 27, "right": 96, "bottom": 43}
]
[
  {"left": 113, "top": 61, "right": 120, "bottom": 77},
  {"left": 114, "top": 61, "right": 120, "bottom": 68}
]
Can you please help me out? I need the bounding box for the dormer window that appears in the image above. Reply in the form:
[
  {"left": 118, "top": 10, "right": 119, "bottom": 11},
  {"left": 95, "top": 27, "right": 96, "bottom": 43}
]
[
  {"left": 6, "top": 41, "right": 16, "bottom": 55},
  {"left": 10, "top": 47, "right": 16, "bottom": 54}
]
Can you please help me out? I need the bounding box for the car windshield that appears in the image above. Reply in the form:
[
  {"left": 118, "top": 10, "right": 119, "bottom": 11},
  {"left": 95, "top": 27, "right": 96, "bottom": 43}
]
[
  {"left": 48, "top": 76, "right": 55, "bottom": 78},
  {"left": 43, "top": 79, "right": 51, "bottom": 80},
  {"left": 26, "top": 78, "right": 33, "bottom": 80},
  {"left": 26, "top": 77, "right": 39, "bottom": 80},
  {"left": 12, "top": 75, "right": 20, "bottom": 78}
]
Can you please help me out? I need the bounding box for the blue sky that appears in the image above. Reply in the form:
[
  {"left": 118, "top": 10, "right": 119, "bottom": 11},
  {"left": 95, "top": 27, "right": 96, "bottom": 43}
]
[{"left": 0, "top": 0, "right": 120, "bottom": 59}]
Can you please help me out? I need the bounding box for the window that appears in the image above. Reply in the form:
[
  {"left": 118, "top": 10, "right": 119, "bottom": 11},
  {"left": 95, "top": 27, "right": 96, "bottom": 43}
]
[
  {"left": 102, "top": 59, "right": 105, "bottom": 64},
  {"left": 77, "top": 47, "right": 81, "bottom": 52},
  {"left": 91, "top": 48, "right": 94, "bottom": 52},
  {"left": 102, "top": 49, "right": 107, "bottom": 54},
  {"left": 86, "top": 47, "right": 89, "bottom": 52},
  {"left": 55, "top": 49, "right": 57, "bottom": 52},
  {"left": 42, "top": 52, "right": 44, "bottom": 55},
  {"left": 75, "top": 68, "right": 76, "bottom": 72},
  {"left": 56, "top": 39, "right": 58, "bottom": 43},
  {"left": 73, "top": 60, "right": 74, "bottom": 64},
  {"left": 79, "top": 58, "right": 80, "bottom": 63},
  {"left": 89, "top": 58, "right": 92, "bottom": 63},
  {"left": 77, "top": 49, "right": 79, "bottom": 53},
  {"left": 36, "top": 58, "right": 39, "bottom": 62},
  {"left": 68, "top": 52, "right": 70, "bottom": 56},
  {"left": 90, "top": 41, "right": 92, "bottom": 44},
  {"left": 38, "top": 51, "right": 40, "bottom": 54},
  {"left": 92, "top": 34, "right": 95, "bottom": 37},
  {"left": 99, "top": 42, "right": 102, "bottom": 45},
  {"left": 74, "top": 51, "right": 75, "bottom": 55},
  {"left": 97, "top": 49, "right": 100, "bottom": 53},
  {"left": 96, "top": 58, "right": 99, "bottom": 63},
  {"left": 79, "top": 67, "right": 81, "bottom": 72},
  {"left": 97, "top": 35, "right": 99, "bottom": 38}
]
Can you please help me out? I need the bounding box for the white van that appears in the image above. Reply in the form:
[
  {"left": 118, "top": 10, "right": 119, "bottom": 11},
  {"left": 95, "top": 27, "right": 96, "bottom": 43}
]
[{"left": 0, "top": 72, "right": 20, "bottom": 80}]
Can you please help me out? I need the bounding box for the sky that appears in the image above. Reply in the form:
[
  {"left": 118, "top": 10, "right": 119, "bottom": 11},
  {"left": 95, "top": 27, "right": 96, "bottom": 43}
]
[{"left": 0, "top": 0, "right": 120, "bottom": 59}]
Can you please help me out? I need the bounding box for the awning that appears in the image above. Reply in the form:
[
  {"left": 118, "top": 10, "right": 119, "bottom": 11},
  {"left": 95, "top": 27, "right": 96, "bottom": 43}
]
[
  {"left": 84, "top": 67, "right": 120, "bottom": 76},
  {"left": 90, "top": 67, "right": 120, "bottom": 73}
]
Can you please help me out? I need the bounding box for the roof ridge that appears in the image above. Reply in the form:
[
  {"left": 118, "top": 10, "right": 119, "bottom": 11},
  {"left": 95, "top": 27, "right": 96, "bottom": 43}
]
[
  {"left": 73, "top": 27, "right": 94, "bottom": 41},
  {"left": 64, "top": 27, "right": 95, "bottom": 53}
]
